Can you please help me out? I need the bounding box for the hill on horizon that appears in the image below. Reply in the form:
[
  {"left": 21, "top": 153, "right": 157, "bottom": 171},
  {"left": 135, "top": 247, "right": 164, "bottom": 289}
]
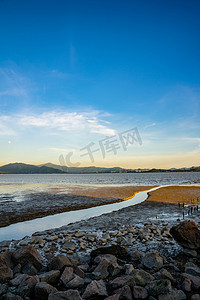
[{"left": 0, "top": 163, "right": 65, "bottom": 174}]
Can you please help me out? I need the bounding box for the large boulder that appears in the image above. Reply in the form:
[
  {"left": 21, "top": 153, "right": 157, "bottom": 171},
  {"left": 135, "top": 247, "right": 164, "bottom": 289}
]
[
  {"left": 170, "top": 221, "right": 200, "bottom": 250},
  {"left": 12, "top": 245, "right": 42, "bottom": 270}
]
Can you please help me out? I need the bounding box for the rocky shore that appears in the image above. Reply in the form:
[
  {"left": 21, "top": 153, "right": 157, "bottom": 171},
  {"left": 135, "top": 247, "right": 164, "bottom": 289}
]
[
  {"left": 1, "top": 200, "right": 200, "bottom": 299},
  {"left": 1, "top": 219, "right": 200, "bottom": 300}
]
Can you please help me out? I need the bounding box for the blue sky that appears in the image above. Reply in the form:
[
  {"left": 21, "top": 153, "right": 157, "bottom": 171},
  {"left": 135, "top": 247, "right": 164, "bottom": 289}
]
[{"left": 0, "top": 0, "right": 200, "bottom": 168}]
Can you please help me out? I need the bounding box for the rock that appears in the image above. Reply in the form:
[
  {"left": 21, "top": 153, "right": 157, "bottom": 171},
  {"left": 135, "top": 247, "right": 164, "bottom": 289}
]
[
  {"left": 105, "top": 295, "right": 120, "bottom": 300},
  {"left": 115, "top": 285, "right": 132, "bottom": 300},
  {"left": 39, "top": 270, "right": 60, "bottom": 285},
  {"left": 22, "top": 263, "right": 37, "bottom": 275},
  {"left": 92, "top": 258, "right": 110, "bottom": 279},
  {"left": 182, "top": 273, "right": 200, "bottom": 289},
  {"left": 49, "top": 289, "right": 82, "bottom": 300},
  {"left": 132, "top": 269, "right": 154, "bottom": 286},
  {"left": 75, "top": 231, "right": 85, "bottom": 238},
  {"left": 170, "top": 220, "right": 200, "bottom": 250},
  {"left": 1, "top": 251, "right": 15, "bottom": 269},
  {"left": 63, "top": 241, "right": 76, "bottom": 251},
  {"left": 67, "top": 275, "right": 85, "bottom": 289},
  {"left": 0, "top": 283, "right": 7, "bottom": 295},
  {"left": 74, "top": 266, "right": 85, "bottom": 278},
  {"left": 3, "top": 292, "right": 23, "bottom": 300},
  {"left": 49, "top": 254, "right": 72, "bottom": 271},
  {"left": 185, "top": 265, "right": 200, "bottom": 277},
  {"left": 60, "top": 267, "right": 74, "bottom": 286},
  {"left": 182, "top": 248, "right": 197, "bottom": 257},
  {"left": 129, "top": 250, "right": 144, "bottom": 262},
  {"left": 12, "top": 245, "right": 42, "bottom": 270},
  {"left": 141, "top": 251, "right": 164, "bottom": 271},
  {"left": 191, "top": 295, "right": 200, "bottom": 300},
  {"left": 13, "top": 264, "right": 22, "bottom": 274},
  {"left": 154, "top": 268, "right": 176, "bottom": 283},
  {"left": 34, "top": 282, "right": 57, "bottom": 299},
  {"left": 124, "top": 264, "right": 134, "bottom": 275},
  {"left": 10, "top": 274, "right": 30, "bottom": 286},
  {"left": 82, "top": 279, "right": 108, "bottom": 299},
  {"left": 158, "top": 289, "right": 186, "bottom": 300},
  {"left": 0, "top": 264, "right": 13, "bottom": 283},
  {"left": 110, "top": 275, "right": 135, "bottom": 289},
  {"left": 181, "top": 278, "right": 191, "bottom": 292},
  {"left": 90, "top": 245, "right": 128, "bottom": 259},
  {"left": 133, "top": 285, "right": 148, "bottom": 299},
  {"left": 17, "top": 275, "right": 39, "bottom": 298},
  {"left": 147, "top": 280, "right": 172, "bottom": 297}
]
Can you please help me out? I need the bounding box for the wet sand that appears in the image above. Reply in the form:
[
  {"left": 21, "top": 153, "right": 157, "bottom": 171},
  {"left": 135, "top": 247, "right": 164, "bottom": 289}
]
[
  {"left": 148, "top": 185, "right": 200, "bottom": 204},
  {"left": 0, "top": 185, "right": 154, "bottom": 227}
]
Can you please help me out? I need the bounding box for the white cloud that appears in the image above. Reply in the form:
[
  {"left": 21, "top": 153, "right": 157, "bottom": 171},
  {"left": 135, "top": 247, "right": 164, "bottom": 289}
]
[{"left": 0, "top": 110, "right": 116, "bottom": 136}]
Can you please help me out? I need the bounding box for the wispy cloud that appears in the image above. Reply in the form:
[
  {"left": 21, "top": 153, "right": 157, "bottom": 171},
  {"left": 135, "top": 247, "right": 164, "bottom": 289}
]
[{"left": 0, "top": 110, "right": 116, "bottom": 136}]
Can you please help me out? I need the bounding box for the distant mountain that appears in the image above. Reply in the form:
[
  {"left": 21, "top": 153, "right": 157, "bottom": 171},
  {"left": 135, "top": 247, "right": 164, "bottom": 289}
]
[
  {"left": 0, "top": 162, "right": 200, "bottom": 174},
  {"left": 39, "top": 163, "right": 125, "bottom": 173},
  {"left": 0, "top": 163, "right": 65, "bottom": 174}
]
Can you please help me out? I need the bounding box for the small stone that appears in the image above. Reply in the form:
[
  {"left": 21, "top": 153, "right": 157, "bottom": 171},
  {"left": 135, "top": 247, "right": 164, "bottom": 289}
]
[
  {"left": 60, "top": 267, "right": 74, "bottom": 286},
  {"left": 82, "top": 279, "right": 108, "bottom": 299},
  {"left": 133, "top": 286, "right": 148, "bottom": 299},
  {"left": 48, "top": 290, "right": 82, "bottom": 300},
  {"left": 191, "top": 295, "right": 200, "bottom": 300},
  {"left": 124, "top": 264, "right": 134, "bottom": 275},
  {"left": 132, "top": 269, "right": 154, "bottom": 287},
  {"left": 67, "top": 275, "right": 84, "bottom": 289},
  {"left": 34, "top": 282, "right": 57, "bottom": 300},
  {"left": 142, "top": 251, "right": 164, "bottom": 271},
  {"left": 147, "top": 280, "right": 172, "bottom": 297},
  {"left": 49, "top": 254, "right": 72, "bottom": 271},
  {"left": 39, "top": 270, "right": 60, "bottom": 285}
]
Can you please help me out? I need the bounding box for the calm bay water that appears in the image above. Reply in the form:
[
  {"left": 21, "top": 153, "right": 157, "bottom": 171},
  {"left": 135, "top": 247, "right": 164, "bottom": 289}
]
[{"left": 0, "top": 172, "right": 200, "bottom": 186}]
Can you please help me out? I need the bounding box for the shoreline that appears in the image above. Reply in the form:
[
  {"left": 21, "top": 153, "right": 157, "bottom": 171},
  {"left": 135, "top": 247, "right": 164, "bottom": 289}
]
[{"left": 0, "top": 185, "right": 154, "bottom": 228}]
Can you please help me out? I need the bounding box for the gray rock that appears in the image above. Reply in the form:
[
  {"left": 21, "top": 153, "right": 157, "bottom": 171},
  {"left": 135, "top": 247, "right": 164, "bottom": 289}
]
[
  {"left": 132, "top": 269, "right": 154, "bottom": 287},
  {"left": 63, "top": 241, "right": 76, "bottom": 251},
  {"left": 132, "top": 285, "right": 148, "bottom": 299},
  {"left": 129, "top": 250, "right": 144, "bottom": 262},
  {"left": 82, "top": 279, "right": 108, "bottom": 299},
  {"left": 60, "top": 267, "right": 74, "bottom": 286},
  {"left": 17, "top": 275, "right": 39, "bottom": 298},
  {"left": 182, "top": 248, "right": 197, "bottom": 257},
  {"left": 49, "top": 289, "right": 83, "bottom": 300},
  {"left": 12, "top": 245, "right": 42, "bottom": 270},
  {"left": 182, "top": 273, "right": 200, "bottom": 289},
  {"left": 67, "top": 275, "right": 84, "bottom": 289},
  {"left": 191, "top": 295, "right": 200, "bottom": 300},
  {"left": 124, "top": 264, "right": 134, "bottom": 275},
  {"left": 3, "top": 292, "right": 23, "bottom": 300},
  {"left": 142, "top": 251, "right": 164, "bottom": 271},
  {"left": 0, "top": 265, "right": 13, "bottom": 283},
  {"left": 115, "top": 285, "right": 133, "bottom": 300},
  {"left": 158, "top": 289, "right": 186, "bottom": 300},
  {"left": 34, "top": 282, "right": 57, "bottom": 300},
  {"left": 39, "top": 270, "right": 60, "bottom": 285},
  {"left": 154, "top": 268, "right": 176, "bottom": 283},
  {"left": 181, "top": 278, "right": 191, "bottom": 292},
  {"left": 22, "top": 263, "right": 37, "bottom": 275},
  {"left": 92, "top": 258, "right": 110, "bottom": 279},
  {"left": 147, "top": 280, "right": 172, "bottom": 297},
  {"left": 49, "top": 254, "right": 72, "bottom": 271},
  {"left": 105, "top": 295, "right": 120, "bottom": 300},
  {"left": 0, "top": 283, "right": 8, "bottom": 295},
  {"left": 10, "top": 274, "right": 30, "bottom": 286},
  {"left": 185, "top": 265, "right": 200, "bottom": 277},
  {"left": 110, "top": 275, "right": 135, "bottom": 289}
]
